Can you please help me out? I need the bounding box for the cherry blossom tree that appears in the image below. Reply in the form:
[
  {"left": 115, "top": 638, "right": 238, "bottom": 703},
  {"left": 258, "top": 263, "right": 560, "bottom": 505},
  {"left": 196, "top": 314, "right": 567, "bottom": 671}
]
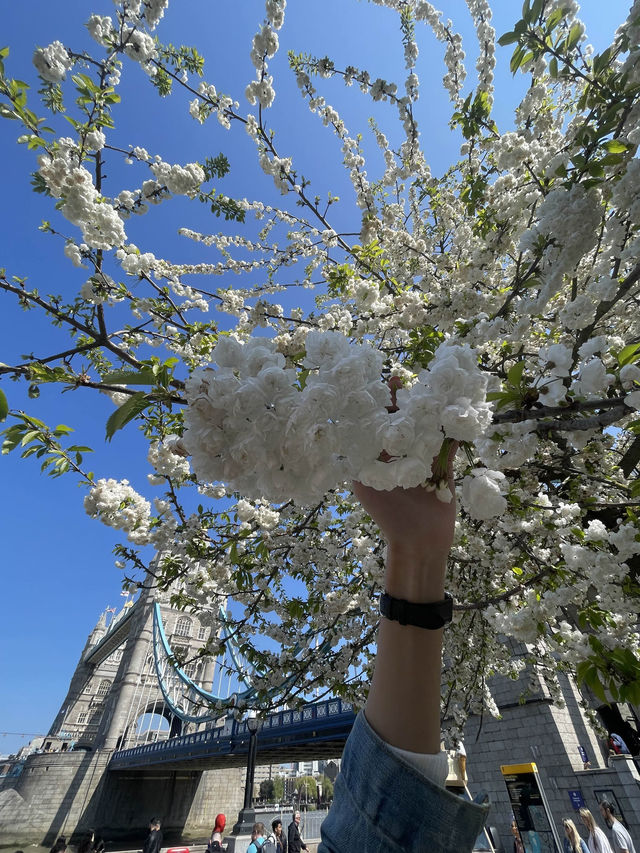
[{"left": 1, "top": 0, "right": 640, "bottom": 730}]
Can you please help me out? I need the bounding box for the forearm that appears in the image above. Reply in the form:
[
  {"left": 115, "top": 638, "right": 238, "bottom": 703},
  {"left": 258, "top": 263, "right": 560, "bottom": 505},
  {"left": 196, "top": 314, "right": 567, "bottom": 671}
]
[{"left": 365, "top": 544, "right": 446, "bottom": 754}]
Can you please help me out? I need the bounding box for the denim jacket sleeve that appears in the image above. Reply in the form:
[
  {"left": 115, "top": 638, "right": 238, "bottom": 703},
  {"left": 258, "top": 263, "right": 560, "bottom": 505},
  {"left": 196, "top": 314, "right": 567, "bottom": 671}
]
[{"left": 319, "top": 711, "right": 490, "bottom": 853}]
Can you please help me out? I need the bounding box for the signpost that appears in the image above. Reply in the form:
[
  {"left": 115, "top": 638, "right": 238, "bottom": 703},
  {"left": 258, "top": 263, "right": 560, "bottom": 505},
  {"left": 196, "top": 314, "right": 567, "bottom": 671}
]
[
  {"left": 501, "top": 762, "right": 561, "bottom": 853},
  {"left": 568, "top": 790, "right": 586, "bottom": 811}
]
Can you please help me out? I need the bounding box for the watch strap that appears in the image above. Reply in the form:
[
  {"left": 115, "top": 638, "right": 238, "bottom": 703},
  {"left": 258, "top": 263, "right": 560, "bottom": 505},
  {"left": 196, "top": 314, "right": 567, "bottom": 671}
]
[{"left": 379, "top": 591, "right": 453, "bottom": 629}]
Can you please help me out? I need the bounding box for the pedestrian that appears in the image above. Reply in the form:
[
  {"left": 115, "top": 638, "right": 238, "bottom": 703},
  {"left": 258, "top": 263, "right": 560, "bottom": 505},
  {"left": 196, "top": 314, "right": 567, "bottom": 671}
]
[
  {"left": 287, "top": 812, "right": 307, "bottom": 853},
  {"left": 208, "top": 813, "right": 226, "bottom": 852},
  {"left": 246, "top": 822, "right": 266, "bottom": 853},
  {"left": 599, "top": 801, "right": 637, "bottom": 853},
  {"left": 579, "top": 808, "right": 614, "bottom": 853},
  {"left": 50, "top": 837, "right": 66, "bottom": 853},
  {"left": 266, "top": 819, "right": 287, "bottom": 853},
  {"left": 609, "top": 734, "right": 631, "bottom": 755},
  {"left": 511, "top": 820, "right": 525, "bottom": 853},
  {"left": 77, "top": 832, "right": 95, "bottom": 853},
  {"left": 563, "top": 818, "right": 589, "bottom": 853},
  {"left": 142, "top": 818, "right": 163, "bottom": 853}
]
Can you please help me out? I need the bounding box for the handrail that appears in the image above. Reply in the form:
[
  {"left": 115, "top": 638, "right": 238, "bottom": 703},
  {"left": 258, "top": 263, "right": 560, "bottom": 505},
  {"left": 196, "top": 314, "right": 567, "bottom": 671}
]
[{"left": 109, "top": 696, "right": 354, "bottom": 767}]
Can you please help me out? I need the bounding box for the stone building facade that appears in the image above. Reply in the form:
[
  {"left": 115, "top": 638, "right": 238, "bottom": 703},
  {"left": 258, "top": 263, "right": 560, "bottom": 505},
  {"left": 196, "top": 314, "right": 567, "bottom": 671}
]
[{"left": 462, "top": 650, "right": 640, "bottom": 851}]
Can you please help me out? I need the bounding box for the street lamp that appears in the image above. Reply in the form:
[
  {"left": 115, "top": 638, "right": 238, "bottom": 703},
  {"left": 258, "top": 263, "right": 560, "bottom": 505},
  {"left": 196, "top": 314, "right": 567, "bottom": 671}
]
[{"left": 231, "top": 715, "right": 261, "bottom": 837}]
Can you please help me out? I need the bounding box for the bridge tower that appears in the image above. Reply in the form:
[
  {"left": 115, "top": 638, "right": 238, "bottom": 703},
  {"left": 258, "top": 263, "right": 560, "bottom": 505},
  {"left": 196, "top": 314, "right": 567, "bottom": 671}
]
[{"left": 46, "top": 583, "right": 219, "bottom": 754}]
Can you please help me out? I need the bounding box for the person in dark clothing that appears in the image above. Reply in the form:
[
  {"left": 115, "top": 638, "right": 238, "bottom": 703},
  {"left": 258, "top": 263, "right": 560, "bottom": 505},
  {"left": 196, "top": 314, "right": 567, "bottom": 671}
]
[
  {"left": 268, "top": 819, "right": 287, "bottom": 853},
  {"left": 287, "top": 813, "right": 307, "bottom": 853},
  {"left": 50, "top": 837, "right": 67, "bottom": 853},
  {"left": 142, "top": 818, "right": 163, "bottom": 853}
]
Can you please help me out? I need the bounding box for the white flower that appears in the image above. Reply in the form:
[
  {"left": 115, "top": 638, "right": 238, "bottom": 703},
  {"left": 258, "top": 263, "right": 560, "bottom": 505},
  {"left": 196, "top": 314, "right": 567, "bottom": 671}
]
[
  {"left": 84, "top": 129, "right": 105, "bottom": 151},
  {"left": 539, "top": 344, "right": 573, "bottom": 377},
  {"left": 84, "top": 478, "right": 152, "bottom": 545},
  {"left": 461, "top": 469, "right": 507, "bottom": 520},
  {"left": 182, "top": 332, "right": 491, "bottom": 504},
  {"left": 625, "top": 390, "right": 640, "bottom": 410},
  {"left": 150, "top": 161, "right": 205, "bottom": 197},
  {"left": 572, "top": 358, "right": 614, "bottom": 397},
  {"left": 620, "top": 364, "right": 640, "bottom": 389},
  {"left": 33, "top": 41, "right": 72, "bottom": 82}
]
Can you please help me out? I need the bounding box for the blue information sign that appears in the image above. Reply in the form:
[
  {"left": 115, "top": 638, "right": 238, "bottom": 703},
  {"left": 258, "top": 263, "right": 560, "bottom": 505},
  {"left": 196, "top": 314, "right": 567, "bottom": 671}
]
[{"left": 568, "top": 790, "right": 585, "bottom": 810}]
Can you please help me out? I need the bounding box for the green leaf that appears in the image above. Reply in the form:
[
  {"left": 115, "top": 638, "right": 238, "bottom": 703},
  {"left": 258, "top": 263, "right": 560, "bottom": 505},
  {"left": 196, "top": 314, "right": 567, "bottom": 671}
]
[
  {"left": 0, "top": 388, "right": 8, "bottom": 422},
  {"left": 545, "top": 8, "right": 564, "bottom": 33},
  {"left": 497, "top": 31, "right": 519, "bottom": 47},
  {"left": 20, "top": 429, "right": 41, "bottom": 446},
  {"left": 510, "top": 46, "right": 526, "bottom": 74},
  {"left": 530, "top": 0, "right": 544, "bottom": 19},
  {"left": 105, "top": 392, "right": 151, "bottom": 441},
  {"left": 507, "top": 361, "right": 526, "bottom": 386},
  {"left": 604, "top": 139, "right": 629, "bottom": 154},
  {"left": 577, "top": 660, "right": 608, "bottom": 703},
  {"left": 617, "top": 342, "right": 640, "bottom": 366},
  {"left": 566, "top": 22, "right": 583, "bottom": 51}
]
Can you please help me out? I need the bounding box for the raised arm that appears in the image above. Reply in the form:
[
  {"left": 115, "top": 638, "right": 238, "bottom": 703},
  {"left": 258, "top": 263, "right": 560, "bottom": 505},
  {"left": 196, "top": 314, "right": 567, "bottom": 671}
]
[
  {"left": 354, "top": 446, "right": 456, "bottom": 754},
  {"left": 320, "top": 448, "right": 491, "bottom": 853}
]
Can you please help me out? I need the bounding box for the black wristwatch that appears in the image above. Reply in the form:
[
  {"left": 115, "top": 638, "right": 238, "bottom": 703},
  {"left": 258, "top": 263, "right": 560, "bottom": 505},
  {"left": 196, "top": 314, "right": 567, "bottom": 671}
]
[{"left": 379, "top": 591, "right": 453, "bottom": 629}]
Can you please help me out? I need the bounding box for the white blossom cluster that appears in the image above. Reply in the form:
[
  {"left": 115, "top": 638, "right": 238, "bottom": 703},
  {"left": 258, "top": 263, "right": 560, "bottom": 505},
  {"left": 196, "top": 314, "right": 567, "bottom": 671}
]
[
  {"left": 147, "top": 440, "right": 191, "bottom": 484},
  {"left": 150, "top": 160, "right": 205, "bottom": 197},
  {"left": 33, "top": 41, "right": 73, "bottom": 82},
  {"left": 84, "top": 478, "right": 153, "bottom": 545},
  {"left": 38, "top": 149, "right": 127, "bottom": 250},
  {"left": 182, "top": 331, "right": 495, "bottom": 507}
]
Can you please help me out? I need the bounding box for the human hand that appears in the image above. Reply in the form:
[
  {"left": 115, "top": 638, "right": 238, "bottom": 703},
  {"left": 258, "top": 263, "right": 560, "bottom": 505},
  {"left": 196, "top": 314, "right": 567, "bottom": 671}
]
[{"left": 352, "top": 440, "right": 458, "bottom": 569}]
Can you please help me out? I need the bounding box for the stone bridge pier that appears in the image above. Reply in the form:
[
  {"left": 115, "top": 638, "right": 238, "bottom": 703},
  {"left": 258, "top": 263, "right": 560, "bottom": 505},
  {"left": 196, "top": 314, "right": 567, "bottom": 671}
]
[{"left": 0, "top": 749, "right": 244, "bottom": 847}]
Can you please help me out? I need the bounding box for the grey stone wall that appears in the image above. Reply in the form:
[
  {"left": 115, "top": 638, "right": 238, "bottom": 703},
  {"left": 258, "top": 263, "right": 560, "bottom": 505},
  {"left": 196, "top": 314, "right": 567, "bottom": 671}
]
[
  {"left": 464, "top": 670, "right": 640, "bottom": 852},
  {"left": 0, "top": 751, "right": 245, "bottom": 847},
  {"left": 0, "top": 750, "right": 111, "bottom": 847}
]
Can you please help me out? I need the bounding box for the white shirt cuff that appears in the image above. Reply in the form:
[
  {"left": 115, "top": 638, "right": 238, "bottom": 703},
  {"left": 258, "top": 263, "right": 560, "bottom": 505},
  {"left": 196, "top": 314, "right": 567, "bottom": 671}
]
[{"left": 387, "top": 744, "right": 450, "bottom": 786}]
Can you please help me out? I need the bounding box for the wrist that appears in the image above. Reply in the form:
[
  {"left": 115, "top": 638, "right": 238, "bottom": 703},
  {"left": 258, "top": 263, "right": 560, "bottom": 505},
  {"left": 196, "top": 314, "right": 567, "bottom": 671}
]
[{"left": 385, "top": 542, "right": 447, "bottom": 602}]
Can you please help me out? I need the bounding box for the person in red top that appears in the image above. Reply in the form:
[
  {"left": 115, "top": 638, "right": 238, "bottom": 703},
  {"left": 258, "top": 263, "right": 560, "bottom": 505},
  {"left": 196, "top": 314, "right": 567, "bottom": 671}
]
[{"left": 208, "top": 813, "right": 226, "bottom": 852}]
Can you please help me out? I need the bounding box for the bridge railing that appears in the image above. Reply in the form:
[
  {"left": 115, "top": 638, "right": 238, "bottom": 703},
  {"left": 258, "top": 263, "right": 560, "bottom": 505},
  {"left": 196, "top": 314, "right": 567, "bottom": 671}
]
[{"left": 109, "top": 697, "right": 354, "bottom": 769}]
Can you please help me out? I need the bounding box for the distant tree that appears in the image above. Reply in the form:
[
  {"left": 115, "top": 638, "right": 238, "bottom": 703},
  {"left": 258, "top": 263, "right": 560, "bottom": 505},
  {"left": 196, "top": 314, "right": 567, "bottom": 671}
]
[
  {"left": 294, "top": 775, "right": 317, "bottom": 802},
  {"left": 260, "top": 778, "right": 275, "bottom": 802},
  {"left": 320, "top": 775, "right": 334, "bottom": 802},
  {"left": 273, "top": 774, "right": 285, "bottom": 803}
]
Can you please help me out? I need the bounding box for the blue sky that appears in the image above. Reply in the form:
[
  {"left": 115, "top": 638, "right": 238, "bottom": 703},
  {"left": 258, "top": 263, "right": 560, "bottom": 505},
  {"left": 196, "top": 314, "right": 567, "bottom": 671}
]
[{"left": 0, "top": 0, "right": 630, "bottom": 757}]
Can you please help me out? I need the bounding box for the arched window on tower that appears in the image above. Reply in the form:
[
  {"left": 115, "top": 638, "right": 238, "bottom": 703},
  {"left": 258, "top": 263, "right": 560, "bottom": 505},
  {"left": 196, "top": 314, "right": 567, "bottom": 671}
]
[
  {"left": 96, "top": 679, "right": 111, "bottom": 698},
  {"left": 175, "top": 616, "right": 192, "bottom": 637}
]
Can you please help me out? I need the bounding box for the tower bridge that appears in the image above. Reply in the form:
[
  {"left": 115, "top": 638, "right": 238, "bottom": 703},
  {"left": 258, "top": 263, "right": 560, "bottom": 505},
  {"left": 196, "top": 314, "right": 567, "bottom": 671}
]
[{"left": 0, "top": 585, "right": 351, "bottom": 848}]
